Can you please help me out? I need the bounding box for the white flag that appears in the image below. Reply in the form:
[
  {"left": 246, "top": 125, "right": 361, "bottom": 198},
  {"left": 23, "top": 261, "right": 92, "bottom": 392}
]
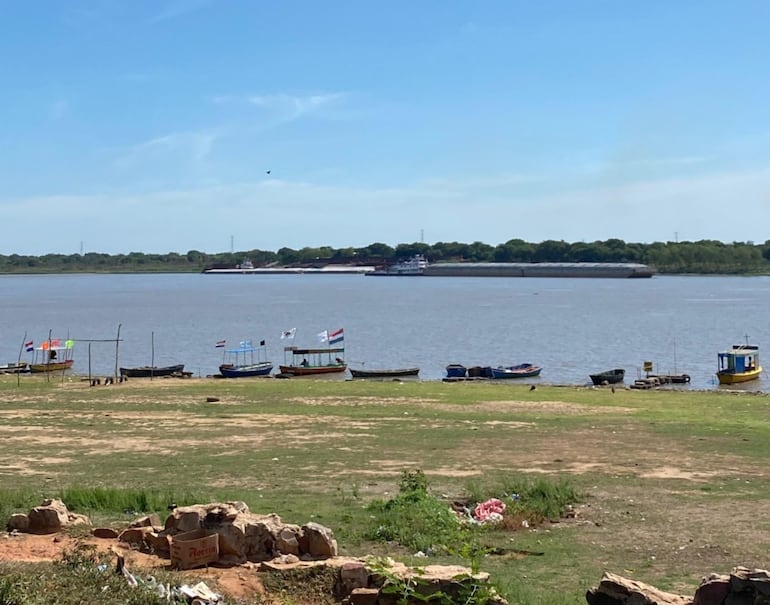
[
  {"left": 317, "top": 330, "right": 329, "bottom": 344},
  {"left": 281, "top": 328, "right": 296, "bottom": 340}
]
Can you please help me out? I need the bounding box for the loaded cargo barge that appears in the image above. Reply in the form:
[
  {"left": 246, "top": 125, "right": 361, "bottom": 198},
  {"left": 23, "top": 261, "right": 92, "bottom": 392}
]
[
  {"left": 423, "top": 262, "right": 654, "bottom": 278},
  {"left": 204, "top": 258, "right": 655, "bottom": 278}
]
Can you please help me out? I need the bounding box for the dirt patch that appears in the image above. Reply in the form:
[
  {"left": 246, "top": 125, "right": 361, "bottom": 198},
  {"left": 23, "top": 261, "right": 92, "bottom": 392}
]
[{"left": 0, "top": 532, "right": 266, "bottom": 601}]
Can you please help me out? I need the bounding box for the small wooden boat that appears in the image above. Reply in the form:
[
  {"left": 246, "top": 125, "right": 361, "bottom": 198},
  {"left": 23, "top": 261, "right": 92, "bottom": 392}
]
[
  {"left": 218, "top": 339, "right": 273, "bottom": 378},
  {"left": 589, "top": 368, "right": 625, "bottom": 385},
  {"left": 445, "top": 364, "right": 467, "bottom": 378},
  {"left": 467, "top": 366, "right": 493, "bottom": 378},
  {"left": 646, "top": 373, "right": 691, "bottom": 384},
  {"left": 0, "top": 361, "right": 29, "bottom": 374},
  {"left": 490, "top": 363, "right": 542, "bottom": 379},
  {"left": 29, "top": 338, "right": 75, "bottom": 373},
  {"left": 279, "top": 345, "right": 346, "bottom": 376},
  {"left": 717, "top": 342, "right": 762, "bottom": 385},
  {"left": 120, "top": 364, "right": 185, "bottom": 378},
  {"left": 350, "top": 367, "right": 419, "bottom": 378}
]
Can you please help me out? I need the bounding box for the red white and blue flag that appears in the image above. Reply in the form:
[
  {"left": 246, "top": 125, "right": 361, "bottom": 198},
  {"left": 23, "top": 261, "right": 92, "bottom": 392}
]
[
  {"left": 328, "top": 328, "right": 344, "bottom": 345},
  {"left": 24, "top": 340, "right": 34, "bottom": 352},
  {"left": 215, "top": 339, "right": 226, "bottom": 348}
]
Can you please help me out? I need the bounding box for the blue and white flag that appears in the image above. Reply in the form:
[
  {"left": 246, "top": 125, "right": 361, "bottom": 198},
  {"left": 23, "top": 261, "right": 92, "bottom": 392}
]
[
  {"left": 281, "top": 328, "right": 296, "bottom": 340},
  {"left": 317, "top": 330, "right": 328, "bottom": 344}
]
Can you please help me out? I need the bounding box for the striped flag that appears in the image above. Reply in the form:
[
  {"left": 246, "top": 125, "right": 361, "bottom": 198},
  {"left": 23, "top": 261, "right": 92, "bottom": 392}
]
[
  {"left": 24, "top": 340, "right": 34, "bottom": 352},
  {"left": 215, "top": 339, "right": 226, "bottom": 348},
  {"left": 328, "top": 328, "right": 344, "bottom": 345}
]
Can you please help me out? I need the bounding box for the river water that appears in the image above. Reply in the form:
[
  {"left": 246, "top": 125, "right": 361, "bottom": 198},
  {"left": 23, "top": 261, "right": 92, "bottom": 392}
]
[{"left": 1, "top": 273, "right": 768, "bottom": 390}]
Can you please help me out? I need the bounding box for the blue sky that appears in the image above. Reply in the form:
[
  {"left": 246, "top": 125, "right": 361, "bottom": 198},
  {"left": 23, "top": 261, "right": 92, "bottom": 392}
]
[{"left": 3, "top": 0, "right": 770, "bottom": 255}]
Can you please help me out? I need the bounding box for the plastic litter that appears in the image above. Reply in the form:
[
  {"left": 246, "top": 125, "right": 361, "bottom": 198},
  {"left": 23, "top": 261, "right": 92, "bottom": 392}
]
[{"left": 473, "top": 498, "right": 506, "bottom": 523}]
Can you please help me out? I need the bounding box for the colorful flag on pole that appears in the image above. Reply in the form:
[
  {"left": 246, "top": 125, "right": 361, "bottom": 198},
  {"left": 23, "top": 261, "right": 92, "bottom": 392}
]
[
  {"left": 317, "top": 330, "right": 329, "bottom": 344},
  {"left": 24, "top": 340, "right": 34, "bottom": 352},
  {"left": 215, "top": 339, "right": 226, "bottom": 348},
  {"left": 328, "top": 328, "right": 344, "bottom": 345},
  {"left": 281, "top": 328, "right": 296, "bottom": 340}
]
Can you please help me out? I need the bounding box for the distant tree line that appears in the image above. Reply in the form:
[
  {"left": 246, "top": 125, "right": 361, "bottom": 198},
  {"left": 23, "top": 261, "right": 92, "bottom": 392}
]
[{"left": 1, "top": 239, "right": 770, "bottom": 274}]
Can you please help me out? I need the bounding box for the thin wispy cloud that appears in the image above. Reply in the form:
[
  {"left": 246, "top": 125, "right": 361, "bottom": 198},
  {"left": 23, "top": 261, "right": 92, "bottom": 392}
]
[
  {"left": 627, "top": 156, "right": 710, "bottom": 167},
  {"left": 211, "top": 92, "right": 349, "bottom": 126},
  {"left": 4, "top": 165, "right": 770, "bottom": 254},
  {"left": 111, "top": 129, "right": 219, "bottom": 167}
]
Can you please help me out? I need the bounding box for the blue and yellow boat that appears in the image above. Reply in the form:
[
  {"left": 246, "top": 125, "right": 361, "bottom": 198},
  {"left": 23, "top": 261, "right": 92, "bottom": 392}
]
[{"left": 717, "top": 343, "right": 762, "bottom": 385}]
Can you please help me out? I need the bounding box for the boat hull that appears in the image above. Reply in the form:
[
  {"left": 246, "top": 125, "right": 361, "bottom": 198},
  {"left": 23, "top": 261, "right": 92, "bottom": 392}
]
[
  {"left": 490, "top": 364, "right": 542, "bottom": 379},
  {"left": 0, "top": 362, "right": 29, "bottom": 374},
  {"left": 279, "top": 364, "right": 347, "bottom": 376},
  {"left": 717, "top": 367, "right": 762, "bottom": 384},
  {"left": 219, "top": 363, "right": 273, "bottom": 378},
  {"left": 30, "top": 360, "right": 74, "bottom": 373},
  {"left": 445, "top": 364, "right": 467, "bottom": 378},
  {"left": 589, "top": 369, "right": 625, "bottom": 385},
  {"left": 350, "top": 367, "right": 419, "bottom": 378},
  {"left": 120, "top": 364, "right": 185, "bottom": 378}
]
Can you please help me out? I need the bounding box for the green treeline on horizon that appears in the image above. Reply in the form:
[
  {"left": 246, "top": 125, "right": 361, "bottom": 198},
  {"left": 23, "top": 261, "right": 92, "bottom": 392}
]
[{"left": 2, "top": 238, "right": 770, "bottom": 274}]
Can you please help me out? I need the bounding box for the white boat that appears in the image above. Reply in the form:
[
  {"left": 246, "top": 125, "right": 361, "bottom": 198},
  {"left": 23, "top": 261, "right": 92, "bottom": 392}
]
[{"left": 368, "top": 255, "right": 428, "bottom": 276}]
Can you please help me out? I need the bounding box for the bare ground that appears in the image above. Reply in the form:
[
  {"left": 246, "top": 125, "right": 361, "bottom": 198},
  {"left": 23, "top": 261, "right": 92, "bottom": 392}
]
[{"left": 1, "top": 380, "right": 768, "bottom": 600}]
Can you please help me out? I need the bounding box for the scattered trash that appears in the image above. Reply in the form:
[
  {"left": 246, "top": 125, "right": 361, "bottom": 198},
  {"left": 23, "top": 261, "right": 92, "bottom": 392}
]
[
  {"left": 115, "top": 553, "right": 224, "bottom": 604},
  {"left": 473, "top": 498, "right": 506, "bottom": 523}
]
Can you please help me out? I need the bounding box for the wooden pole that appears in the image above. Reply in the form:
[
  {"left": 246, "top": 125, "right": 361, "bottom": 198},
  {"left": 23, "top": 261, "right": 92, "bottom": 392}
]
[
  {"left": 88, "top": 343, "right": 92, "bottom": 383},
  {"left": 46, "top": 329, "right": 52, "bottom": 383},
  {"left": 114, "top": 324, "right": 121, "bottom": 382},
  {"left": 151, "top": 331, "right": 155, "bottom": 380},
  {"left": 16, "top": 332, "right": 26, "bottom": 388}
]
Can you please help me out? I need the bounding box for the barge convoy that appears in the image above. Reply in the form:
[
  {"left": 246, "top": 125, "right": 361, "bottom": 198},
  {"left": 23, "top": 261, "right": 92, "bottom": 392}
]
[{"left": 203, "top": 257, "right": 655, "bottom": 278}]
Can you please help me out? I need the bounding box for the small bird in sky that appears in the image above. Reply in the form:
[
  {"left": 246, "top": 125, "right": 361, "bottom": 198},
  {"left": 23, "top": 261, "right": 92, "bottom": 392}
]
[{"left": 265, "top": 170, "right": 271, "bottom": 175}]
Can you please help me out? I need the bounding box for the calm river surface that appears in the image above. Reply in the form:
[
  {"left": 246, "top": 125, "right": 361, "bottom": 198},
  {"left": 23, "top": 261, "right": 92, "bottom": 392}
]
[{"left": 1, "top": 273, "right": 769, "bottom": 390}]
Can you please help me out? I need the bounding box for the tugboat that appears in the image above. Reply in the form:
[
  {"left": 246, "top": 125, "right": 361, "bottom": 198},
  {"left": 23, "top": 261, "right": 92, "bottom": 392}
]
[{"left": 368, "top": 255, "right": 428, "bottom": 276}]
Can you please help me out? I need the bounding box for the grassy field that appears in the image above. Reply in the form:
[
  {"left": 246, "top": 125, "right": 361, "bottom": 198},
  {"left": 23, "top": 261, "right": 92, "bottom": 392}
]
[{"left": 1, "top": 374, "right": 769, "bottom": 604}]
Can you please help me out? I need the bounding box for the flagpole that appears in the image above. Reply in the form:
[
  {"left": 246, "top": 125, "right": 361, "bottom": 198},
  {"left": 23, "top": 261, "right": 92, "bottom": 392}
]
[{"left": 16, "top": 332, "right": 26, "bottom": 387}]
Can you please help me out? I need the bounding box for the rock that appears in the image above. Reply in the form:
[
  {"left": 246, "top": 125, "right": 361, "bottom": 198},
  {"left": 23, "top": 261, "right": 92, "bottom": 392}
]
[
  {"left": 275, "top": 525, "right": 301, "bottom": 556},
  {"left": 339, "top": 561, "right": 369, "bottom": 594},
  {"left": 117, "top": 526, "right": 153, "bottom": 545},
  {"left": 586, "top": 572, "right": 692, "bottom": 605},
  {"left": 92, "top": 527, "right": 119, "bottom": 539},
  {"left": 299, "top": 521, "right": 337, "bottom": 558},
  {"left": 693, "top": 574, "right": 730, "bottom": 605},
  {"left": 348, "top": 587, "right": 379, "bottom": 605},
  {"left": 18, "top": 499, "right": 92, "bottom": 534},
  {"left": 128, "top": 514, "right": 161, "bottom": 529},
  {"left": 7, "top": 514, "right": 29, "bottom": 532},
  {"left": 145, "top": 531, "right": 170, "bottom": 556}
]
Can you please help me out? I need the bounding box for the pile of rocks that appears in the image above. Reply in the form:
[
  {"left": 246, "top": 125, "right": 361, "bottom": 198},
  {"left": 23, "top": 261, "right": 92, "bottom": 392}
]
[
  {"left": 117, "top": 501, "right": 337, "bottom": 565},
  {"left": 7, "top": 498, "right": 90, "bottom": 534},
  {"left": 586, "top": 567, "right": 770, "bottom": 605},
  {"left": 5, "top": 499, "right": 508, "bottom": 604}
]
